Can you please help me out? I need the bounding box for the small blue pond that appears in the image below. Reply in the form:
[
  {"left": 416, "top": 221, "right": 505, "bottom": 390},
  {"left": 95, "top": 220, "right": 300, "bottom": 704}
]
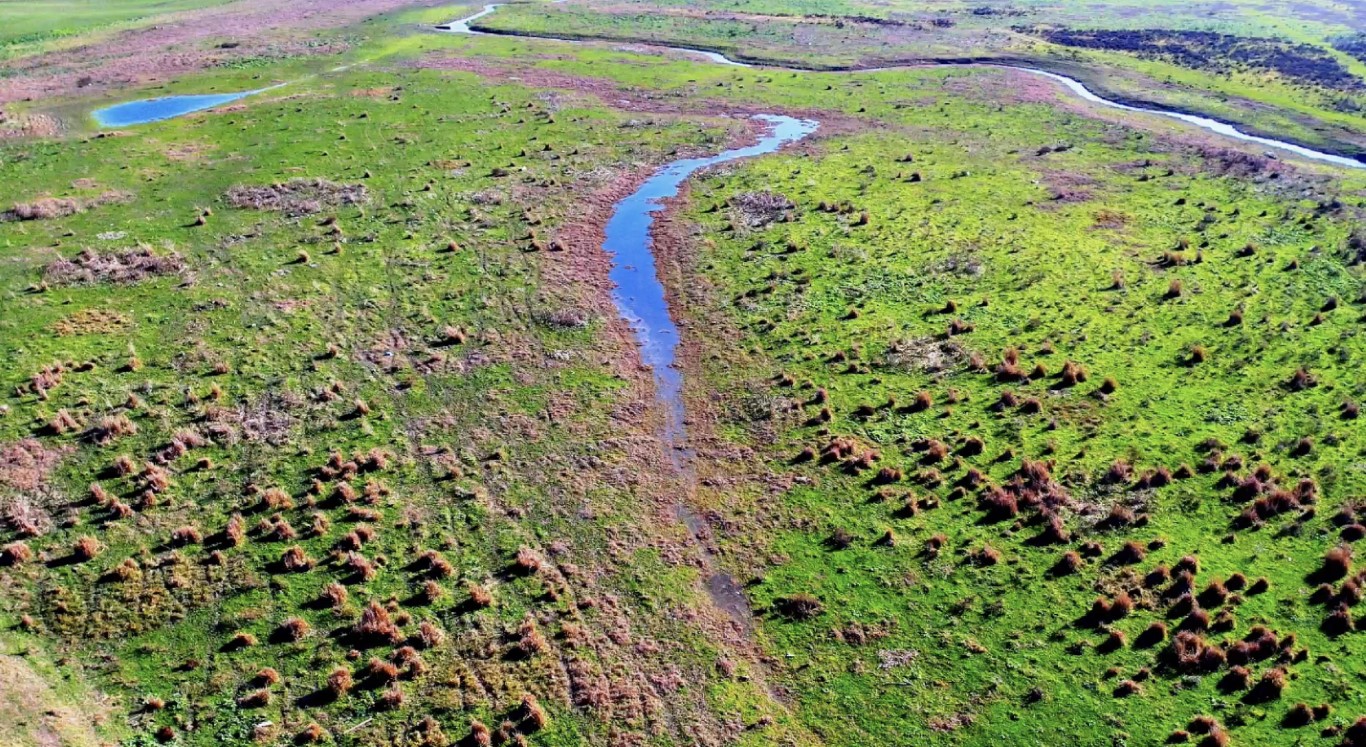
[
  {"left": 92, "top": 90, "right": 260, "bottom": 127},
  {"left": 604, "top": 114, "right": 818, "bottom": 444}
]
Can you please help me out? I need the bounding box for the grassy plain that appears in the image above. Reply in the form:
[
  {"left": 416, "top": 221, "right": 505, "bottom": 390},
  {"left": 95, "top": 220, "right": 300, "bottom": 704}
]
[
  {"left": 5, "top": 1, "right": 1366, "bottom": 747},
  {"left": 474, "top": 0, "right": 1366, "bottom": 158},
  {"left": 0, "top": 0, "right": 235, "bottom": 53}
]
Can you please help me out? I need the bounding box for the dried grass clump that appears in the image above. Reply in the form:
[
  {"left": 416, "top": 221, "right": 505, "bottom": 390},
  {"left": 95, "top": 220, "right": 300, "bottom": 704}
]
[
  {"left": 44, "top": 409, "right": 81, "bottom": 435},
  {"left": 346, "top": 552, "right": 376, "bottom": 581},
  {"left": 1323, "top": 545, "right": 1353, "bottom": 581},
  {"left": 3, "top": 495, "right": 52, "bottom": 538},
  {"left": 514, "top": 546, "right": 542, "bottom": 574},
  {"left": 226, "top": 632, "right": 258, "bottom": 650},
  {"left": 973, "top": 545, "right": 1002, "bottom": 566},
  {"left": 44, "top": 247, "right": 185, "bottom": 286},
  {"left": 295, "top": 723, "right": 326, "bottom": 744},
  {"left": 517, "top": 616, "right": 548, "bottom": 656},
  {"left": 281, "top": 545, "right": 313, "bottom": 572},
  {"left": 357, "top": 600, "right": 402, "bottom": 643},
  {"left": 225, "top": 178, "right": 367, "bottom": 217},
  {"left": 468, "top": 583, "right": 493, "bottom": 608},
  {"left": 419, "top": 549, "right": 455, "bottom": 578},
  {"left": 1112, "top": 540, "right": 1146, "bottom": 565},
  {"left": 85, "top": 414, "right": 137, "bottom": 445},
  {"left": 73, "top": 535, "right": 101, "bottom": 561},
  {"left": 1248, "top": 666, "right": 1288, "bottom": 702},
  {"left": 774, "top": 593, "right": 824, "bottom": 620},
  {"left": 378, "top": 684, "right": 405, "bottom": 710},
  {"left": 469, "top": 721, "right": 493, "bottom": 747},
  {"left": 1052, "top": 550, "right": 1081, "bottom": 575},
  {"left": 223, "top": 513, "right": 246, "bottom": 547},
  {"left": 1286, "top": 367, "right": 1316, "bottom": 391},
  {"left": 366, "top": 657, "right": 399, "bottom": 683},
  {"left": 261, "top": 487, "right": 294, "bottom": 510},
  {"left": 277, "top": 617, "right": 311, "bottom": 642},
  {"left": 1136, "top": 621, "right": 1167, "bottom": 647},
  {"left": 1103, "top": 459, "right": 1133, "bottom": 485},
  {"left": 417, "top": 620, "right": 446, "bottom": 648},
  {"left": 327, "top": 666, "right": 353, "bottom": 696},
  {"left": 520, "top": 693, "right": 549, "bottom": 731},
  {"left": 1, "top": 541, "right": 33, "bottom": 566}
]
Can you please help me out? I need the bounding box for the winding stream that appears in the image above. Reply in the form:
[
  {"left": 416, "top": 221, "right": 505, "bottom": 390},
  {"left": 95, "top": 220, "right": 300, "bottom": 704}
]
[
  {"left": 606, "top": 114, "right": 818, "bottom": 447},
  {"left": 440, "top": 3, "right": 1366, "bottom": 170},
  {"left": 599, "top": 113, "right": 817, "bottom": 627}
]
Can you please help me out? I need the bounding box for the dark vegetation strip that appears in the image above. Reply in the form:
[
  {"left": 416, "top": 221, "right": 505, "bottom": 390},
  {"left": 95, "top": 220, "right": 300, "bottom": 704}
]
[{"left": 1021, "top": 26, "right": 1361, "bottom": 91}]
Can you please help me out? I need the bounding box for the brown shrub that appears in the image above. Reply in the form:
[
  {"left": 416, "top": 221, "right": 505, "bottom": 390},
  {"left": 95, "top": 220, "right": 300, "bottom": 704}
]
[
  {"left": 84, "top": 414, "right": 138, "bottom": 446},
  {"left": 417, "top": 620, "right": 446, "bottom": 648},
  {"left": 1286, "top": 367, "right": 1316, "bottom": 391},
  {"left": 1, "top": 541, "right": 33, "bottom": 566},
  {"left": 366, "top": 657, "right": 399, "bottom": 683},
  {"left": 468, "top": 583, "right": 493, "bottom": 608},
  {"left": 73, "top": 535, "right": 101, "bottom": 561},
  {"left": 319, "top": 582, "right": 347, "bottom": 610},
  {"left": 1053, "top": 550, "right": 1081, "bottom": 575},
  {"left": 1174, "top": 555, "right": 1200, "bottom": 575},
  {"left": 514, "top": 546, "right": 542, "bottom": 574},
  {"left": 280, "top": 546, "right": 313, "bottom": 572},
  {"left": 1112, "top": 540, "right": 1146, "bottom": 565},
  {"left": 171, "top": 525, "right": 202, "bottom": 546},
  {"left": 376, "top": 684, "right": 404, "bottom": 710},
  {"left": 517, "top": 616, "right": 548, "bottom": 656},
  {"left": 327, "top": 666, "right": 353, "bottom": 696},
  {"left": 1113, "top": 679, "right": 1140, "bottom": 697},
  {"left": 357, "top": 600, "right": 402, "bottom": 643},
  {"left": 226, "top": 632, "right": 257, "bottom": 650},
  {"left": 347, "top": 552, "right": 376, "bottom": 581},
  {"left": 469, "top": 721, "right": 493, "bottom": 747},
  {"left": 521, "top": 693, "right": 549, "bottom": 731},
  {"left": 1103, "top": 459, "right": 1132, "bottom": 485},
  {"left": 261, "top": 487, "right": 294, "bottom": 510},
  {"left": 1136, "top": 621, "right": 1167, "bottom": 647},
  {"left": 1059, "top": 360, "right": 1088, "bottom": 386},
  {"left": 277, "top": 617, "right": 311, "bottom": 642},
  {"left": 225, "top": 513, "right": 246, "bottom": 547},
  {"left": 419, "top": 580, "right": 443, "bottom": 604},
  {"left": 774, "top": 593, "right": 824, "bottom": 620},
  {"left": 237, "top": 688, "right": 271, "bottom": 708},
  {"left": 1324, "top": 545, "right": 1353, "bottom": 581},
  {"left": 974, "top": 545, "right": 1001, "bottom": 566}
]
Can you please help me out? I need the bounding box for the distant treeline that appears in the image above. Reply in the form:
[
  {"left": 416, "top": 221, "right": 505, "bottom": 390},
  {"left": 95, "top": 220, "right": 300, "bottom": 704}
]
[{"left": 1018, "top": 26, "right": 1360, "bottom": 90}]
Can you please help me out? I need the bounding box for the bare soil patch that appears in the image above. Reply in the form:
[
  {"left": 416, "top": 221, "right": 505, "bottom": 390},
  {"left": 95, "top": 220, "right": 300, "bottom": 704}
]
[
  {"left": 43, "top": 247, "right": 186, "bottom": 286},
  {"left": 225, "top": 178, "right": 368, "bottom": 217}
]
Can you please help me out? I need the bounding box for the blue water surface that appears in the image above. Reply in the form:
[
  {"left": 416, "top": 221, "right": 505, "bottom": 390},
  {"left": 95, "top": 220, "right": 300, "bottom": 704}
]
[
  {"left": 603, "top": 114, "right": 818, "bottom": 444},
  {"left": 93, "top": 91, "right": 258, "bottom": 127}
]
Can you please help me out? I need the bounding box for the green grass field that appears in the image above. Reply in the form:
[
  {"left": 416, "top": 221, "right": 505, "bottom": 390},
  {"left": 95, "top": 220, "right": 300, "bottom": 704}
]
[
  {"left": 0, "top": 0, "right": 235, "bottom": 51},
  {"left": 5, "top": 1, "right": 1366, "bottom": 746}
]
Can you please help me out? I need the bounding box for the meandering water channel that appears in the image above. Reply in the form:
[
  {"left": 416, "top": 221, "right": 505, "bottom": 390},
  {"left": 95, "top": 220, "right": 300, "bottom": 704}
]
[
  {"left": 440, "top": 3, "right": 1366, "bottom": 170},
  {"left": 605, "top": 114, "right": 818, "bottom": 447}
]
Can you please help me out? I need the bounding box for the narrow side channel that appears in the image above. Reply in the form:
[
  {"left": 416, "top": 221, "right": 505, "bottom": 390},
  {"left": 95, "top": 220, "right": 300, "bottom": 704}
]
[{"left": 602, "top": 114, "right": 818, "bottom": 448}]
